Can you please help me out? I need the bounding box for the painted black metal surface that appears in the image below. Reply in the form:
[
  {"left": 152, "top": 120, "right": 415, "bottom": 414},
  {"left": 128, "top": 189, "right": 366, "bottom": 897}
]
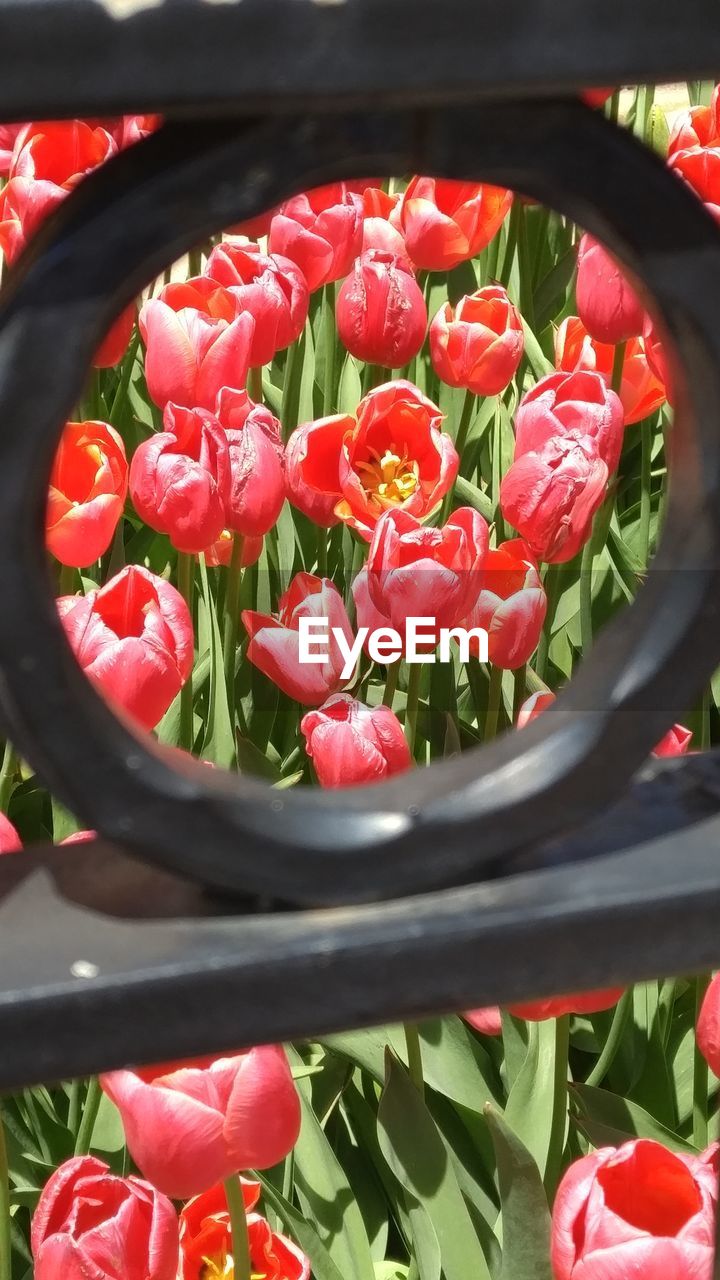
[{"left": 1, "top": 103, "right": 720, "bottom": 910}]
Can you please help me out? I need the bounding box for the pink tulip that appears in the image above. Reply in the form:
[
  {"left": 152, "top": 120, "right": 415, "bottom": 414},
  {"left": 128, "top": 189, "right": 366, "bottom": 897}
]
[
  {"left": 514, "top": 369, "right": 624, "bottom": 476},
  {"left": 100, "top": 1046, "right": 300, "bottom": 1200},
  {"left": 336, "top": 250, "right": 427, "bottom": 368},
  {"left": 205, "top": 238, "right": 309, "bottom": 366},
  {"left": 461, "top": 539, "right": 546, "bottom": 669},
  {"left": 215, "top": 388, "right": 286, "bottom": 537},
  {"left": 576, "top": 233, "right": 646, "bottom": 345},
  {"left": 301, "top": 694, "right": 411, "bottom": 788},
  {"left": 653, "top": 725, "right": 693, "bottom": 757},
  {"left": 0, "top": 813, "right": 21, "bottom": 854},
  {"left": 698, "top": 973, "right": 720, "bottom": 1077},
  {"left": 242, "top": 573, "right": 355, "bottom": 705},
  {"left": 286, "top": 415, "right": 348, "bottom": 528},
  {"left": 269, "top": 183, "right": 364, "bottom": 292},
  {"left": 500, "top": 433, "right": 608, "bottom": 564}
]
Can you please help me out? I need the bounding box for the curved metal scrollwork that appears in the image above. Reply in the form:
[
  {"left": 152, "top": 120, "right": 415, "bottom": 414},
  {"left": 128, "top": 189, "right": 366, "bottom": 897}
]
[{"left": 1, "top": 99, "right": 720, "bottom": 1086}]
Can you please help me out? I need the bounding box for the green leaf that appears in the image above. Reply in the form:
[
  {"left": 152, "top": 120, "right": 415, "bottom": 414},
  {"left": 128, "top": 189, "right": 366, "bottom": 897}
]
[
  {"left": 257, "top": 1176, "right": 345, "bottom": 1280},
  {"left": 570, "top": 1083, "right": 697, "bottom": 1153},
  {"left": 287, "top": 1048, "right": 375, "bottom": 1280},
  {"left": 377, "top": 1050, "right": 492, "bottom": 1280},
  {"left": 520, "top": 318, "right": 554, "bottom": 379},
  {"left": 485, "top": 1104, "right": 553, "bottom": 1280},
  {"left": 197, "top": 557, "right": 235, "bottom": 768},
  {"left": 454, "top": 475, "right": 493, "bottom": 522},
  {"left": 338, "top": 354, "right": 363, "bottom": 415},
  {"left": 447, "top": 260, "right": 478, "bottom": 305},
  {"left": 504, "top": 1020, "right": 560, "bottom": 1180}
]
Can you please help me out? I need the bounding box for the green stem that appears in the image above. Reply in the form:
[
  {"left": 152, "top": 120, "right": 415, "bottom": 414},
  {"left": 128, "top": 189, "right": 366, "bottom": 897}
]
[
  {"left": 515, "top": 201, "right": 535, "bottom": 329},
  {"left": 579, "top": 535, "right": 595, "bottom": 656},
  {"left": 248, "top": 365, "right": 263, "bottom": 404},
  {"left": 223, "top": 535, "right": 245, "bottom": 732},
  {"left": 382, "top": 661, "right": 399, "bottom": 708},
  {"left": 74, "top": 1077, "right": 102, "bottom": 1156},
  {"left": 0, "top": 740, "right": 18, "bottom": 814},
  {"left": 323, "top": 283, "right": 337, "bottom": 416},
  {"left": 404, "top": 1023, "right": 424, "bottom": 1095},
  {"left": 58, "top": 561, "right": 78, "bottom": 597},
  {"left": 68, "top": 1078, "right": 81, "bottom": 1135},
  {"left": 513, "top": 665, "right": 527, "bottom": 723},
  {"left": 586, "top": 990, "right": 633, "bottom": 1087},
  {"left": 281, "top": 330, "right": 302, "bottom": 441},
  {"left": 177, "top": 553, "right": 195, "bottom": 753},
  {"left": 544, "top": 1014, "right": 570, "bottom": 1197},
  {"left": 0, "top": 1107, "right": 10, "bottom": 1280},
  {"left": 694, "top": 974, "right": 711, "bottom": 1149},
  {"left": 440, "top": 389, "right": 475, "bottom": 523},
  {"left": 404, "top": 664, "right": 423, "bottom": 758},
  {"left": 224, "top": 1176, "right": 252, "bottom": 1280},
  {"left": 484, "top": 665, "right": 503, "bottom": 741},
  {"left": 109, "top": 329, "right": 140, "bottom": 426},
  {"left": 466, "top": 660, "right": 487, "bottom": 730},
  {"left": 535, "top": 564, "right": 560, "bottom": 682},
  {"left": 362, "top": 363, "right": 386, "bottom": 395},
  {"left": 639, "top": 416, "right": 653, "bottom": 569},
  {"left": 611, "top": 341, "right": 626, "bottom": 395},
  {"left": 316, "top": 525, "right": 328, "bottom": 579}
]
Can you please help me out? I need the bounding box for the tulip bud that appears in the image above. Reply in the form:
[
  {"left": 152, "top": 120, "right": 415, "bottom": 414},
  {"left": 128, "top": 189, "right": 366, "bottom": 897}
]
[
  {"left": 517, "top": 689, "right": 556, "bottom": 728},
  {"left": 551, "top": 1140, "right": 717, "bottom": 1280},
  {"left": 653, "top": 724, "right": 693, "bottom": 757},
  {"left": 500, "top": 433, "right": 608, "bottom": 564},
  {"left": 47, "top": 420, "right": 128, "bottom": 567},
  {"left": 335, "top": 380, "right": 458, "bottom": 540},
  {"left": 555, "top": 317, "right": 666, "bottom": 427},
  {"left": 430, "top": 286, "right": 523, "bottom": 396},
  {"left": 576, "top": 233, "right": 645, "bottom": 345},
  {"left": 361, "top": 188, "right": 408, "bottom": 259},
  {"left": 269, "top": 183, "right": 364, "bottom": 292},
  {"left": 205, "top": 238, "right": 309, "bottom": 365},
  {"left": 59, "top": 564, "right": 194, "bottom": 730},
  {"left": 101, "top": 1046, "right": 300, "bottom": 1200},
  {"left": 32, "top": 1156, "right": 179, "bottom": 1280},
  {"left": 397, "top": 177, "right": 513, "bottom": 272},
  {"left": 243, "top": 573, "right": 355, "bottom": 705},
  {"left": 215, "top": 388, "right": 286, "bottom": 537},
  {"left": 698, "top": 973, "right": 720, "bottom": 1077},
  {"left": 461, "top": 539, "right": 546, "bottom": 669},
  {"left": 180, "top": 1181, "right": 310, "bottom": 1280},
  {"left": 139, "top": 278, "right": 254, "bottom": 410},
  {"left": 130, "top": 403, "right": 231, "bottom": 553},
  {"left": 515, "top": 369, "right": 625, "bottom": 475},
  {"left": 336, "top": 250, "right": 427, "bottom": 368},
  {"left": 301, "top": 694, "right": 411, "bottom": 788},
  {"left": 366, "top": 506, "right": 489, "bottom": 637}
]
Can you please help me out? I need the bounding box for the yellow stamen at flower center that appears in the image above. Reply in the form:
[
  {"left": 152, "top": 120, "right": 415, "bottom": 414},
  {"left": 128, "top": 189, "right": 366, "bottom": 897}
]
[
  {"left": 355, "top": 447, "right": 420, "bottom": 509},
  {"left": 199, "top": 1252, "right": 266, "bottom": 1280}
]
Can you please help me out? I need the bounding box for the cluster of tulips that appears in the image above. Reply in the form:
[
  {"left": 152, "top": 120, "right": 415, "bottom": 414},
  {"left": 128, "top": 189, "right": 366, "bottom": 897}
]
[{"left": 1, "top": 84, "right": 720, "bottom": 1280}]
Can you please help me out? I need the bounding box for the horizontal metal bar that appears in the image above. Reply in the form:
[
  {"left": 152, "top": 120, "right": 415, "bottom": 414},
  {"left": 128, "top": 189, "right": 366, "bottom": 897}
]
[
  {"left": 0, "top": 0, "right": 718, "bottom": 121},
  {"left": 1, "top": 776, "right": 719, "bottom": 1091}
]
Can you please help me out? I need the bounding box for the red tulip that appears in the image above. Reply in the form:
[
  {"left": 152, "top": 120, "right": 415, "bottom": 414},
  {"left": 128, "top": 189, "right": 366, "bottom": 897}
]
[
  {"left": 93, "top": 302, "right": 136, "bottom": 369},
  {"left": 351, "top": 566, "right": 394, "bottom": 653},
  {"left": 336, "top": 249, "right": 427, "bottom": 367},
  {"left": 47, "top": 420, "right": 128, "bottom": 567},
  {"left": 139, "top": 277, "right": 254, "bottom": 410},
  {"left": 515, "top": 369, "right": 624, "bottom": 475},
  {"left": 59, "top": 565, "right": 193, "bottom": 731},
  {"left": 517, "top": 689, "right": 556, "bottom": 727},
  {"left": 510, "top": 988, "right": 624, "bottom": 1021},
  {"left": 366, "top": 506, "right": 489, "bottom": 637},
  {"left": 670, "top": 146, "right": 720, "bottom": 221},
  {"left": 0, "top": 122, "right": 26, "bottom": 177},
  {"left": 430, "top": 285, "right": 524, "bottom": 396},
  {"left": 100, "top": 1046, "right": 300, "bottom": 1200},
  {"left": 461, "top": 539, "right": 546, "bottom": 669},
  {"left": 654, "top": 724, "right": 693, "bottom": 757},
  {"left": 697, "top": 973, "right": 720, "bottom": 1077},
  {"left": 60, "top": 830, "right": 96, "bottom": 844},
  {"left": 201, "top": 530, "right": 263, "bottom": 568},
  {"left": 243, "top": 572, "right": 355, "bottom": 705},
  {"left": 361, "top": 188, "right": 407, "bottom": 259},
  {"left": 214, "top": 387, "right": 286, "bottom": 537},
  {"left": 225, "top": 206, "right": 277, "bottom": 240},
  {"left": 130, "top": 403, "right": 231, "bottom": 553},
  {"left": 668, "top": 84, "right": 720, "bottom": 155},
  {"left": 336, "top": 380, "right": 458, "bottom": 540},
  {"left": 0, "top": 120, "right": 117, "bottom": 263},
  {"left": 500, "top": 433, "right": 608, "bottom": 564},
  {"left": 643, "top": 314, "right": 674, "bottom": 401},
  {"left": 551, "top": 1139, "right": 718, "bottom": 1280},
  {"left": 301, "top": 693, "right": 412, "bottom": 788},
  {"left": 31, "top": 1155, "right": 179, "bottom": 1280},
  {"left": 180, "top": 1180, "right": 309, "bottom": 1280},
  {"left": 0, "top": 813, "right": 22, "bottom": 854},
  {"left": 397, "top": 177, "right": 513, "bottom": 272},
  {"left": 286, "top": 415, "right": 348, "bottom": 528},
  {"left": 576, "top": 233, "right": 646, "bottom": 345},
  {"left": 205, "top": 238, "right": 309, "bottom": 365},
  {"left": 269, "top": 183, "right": 363, "bottom": 292},
  {"left": 582, "top": 88, "right": 614, "bottom": 109},
  {"left": 464, "top": 1007, "right": 503, "bottom": 1036},
  {"left": 555, "top": 317, "right": 666, "bottom": 427}
]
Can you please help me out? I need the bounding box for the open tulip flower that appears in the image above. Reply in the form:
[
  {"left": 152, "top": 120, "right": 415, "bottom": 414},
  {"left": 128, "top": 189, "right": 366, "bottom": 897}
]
[
  {"left": 286, "top": 413, "right": 349, "bottom": 527},
  {"left": 575, "top": 232, "right": 646, "bottom": 345},
  {"left": 669, "top": 83, "right": 720, "bottom": 154},
  {"left": 555, "top": 316, "right": 667, "bottom": 427},
  {"left": 100, "top": 1045, "right": 301, "bottom": 1200},
  {"left": 139, "top": 277, "right": 255, "bottom": 410},
  {"left": 31, "top": 1156, "right": 179, "bottom": 1280},
  {"left": 461, "top": 539, "right": 547, "bottom": 669},
  {"left": 397, "top": 176, "right": 513, "bottom": 271},
  {"left": 47, "top": 419, "right": 128, "bottom": 567},
  {"left": 366, "top": 506, "right": 489, "bottom": 636},
  {"left": 0, "top": 119, "right": 117, "bottom": 262},
  {"left": 59, "top": 564, "right": 194, "bottom": 730},
  {"left": 336, "top": 249, "right": 427, "bottom": 368},
  {"left": 180, "top": 1180, "right": 310, "bottom": 1280},
  {"left": 205, "top": 237, "right": 309, "bottom": 366},
  {"left": 301, "top": 693, "right": 412, "bottom": 787},
  {"left": 130, "top": 402, "right": 232, "bottom": 553},
  {"left": 336, "top": 380, "right": 458, "bottom": 539},
  {"left": 551, "top": 1139, "right": 718, "bottom": 1280},
  {"left": 269, "top": 182, "right": 364, "bottom": 292},
  {"left": 430, "top": 285, "right": 524, "bottom": 396},
  {"left": 214, "top": 386, "right": 286, "bottom": 537},
  {"left": 514, "top": 368, "right": 625, "bottom": 476},
  {"left": 243, "top": 572, "right": 355, "bottom": 704}
]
